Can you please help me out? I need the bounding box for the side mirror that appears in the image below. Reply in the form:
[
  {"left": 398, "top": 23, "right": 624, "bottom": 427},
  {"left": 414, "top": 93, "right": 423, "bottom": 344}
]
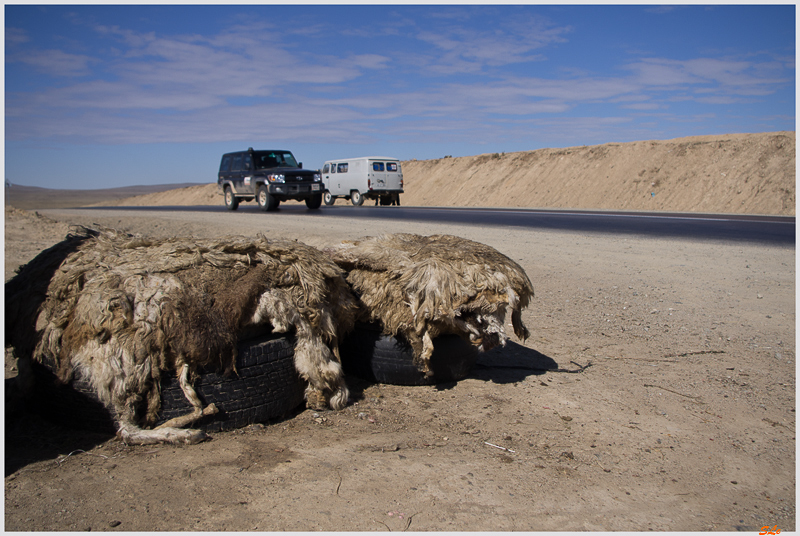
[{"left": 298, "top": 162, "right": 303, "bottom": 169}]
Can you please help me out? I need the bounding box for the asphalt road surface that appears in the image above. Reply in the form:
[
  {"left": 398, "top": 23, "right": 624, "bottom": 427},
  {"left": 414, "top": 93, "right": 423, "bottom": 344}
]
[{"left": 88, "top": 204, "right": 795, "bottom": 245}]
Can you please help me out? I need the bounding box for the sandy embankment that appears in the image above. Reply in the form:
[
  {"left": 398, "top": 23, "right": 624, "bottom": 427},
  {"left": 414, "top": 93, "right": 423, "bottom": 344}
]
[{"left": 91, "top": 131, "right": 795, "bottom": 216}]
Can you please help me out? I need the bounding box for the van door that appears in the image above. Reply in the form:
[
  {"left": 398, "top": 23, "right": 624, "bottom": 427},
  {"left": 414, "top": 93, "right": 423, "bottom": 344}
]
[
  {"left": 324, "top": 162, "right": 344, "bottom": 195},
  {"left": 322, "top": 163, "right": 331, "bottom": 194},
  {"left": 385, "top": 161, "right": 403, "bottom": 191},
  {"left": 369, "top": 161, "right": 389, "bottom": 191},
  {"left": 335, "top": 162, "right": 350, "bottom": 196}
]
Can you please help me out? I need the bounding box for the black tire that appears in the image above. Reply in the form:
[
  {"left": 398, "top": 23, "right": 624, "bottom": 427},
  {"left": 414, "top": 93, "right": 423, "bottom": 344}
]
[
  {"left": 305, "top": 194, "right": 322, "bottom": 210},
  {"left": 340, "top": 324, "right": 479, "bottom": 386},
  {"left": 224, "top": 186, "right": 239, "bottom": 211},
  {"left": 25, "top": 333, "right": 305, "bottom": 433},
  {"left": 350, "top": 190, "right": 364, "bottom": 206},
  {"left": 257, "top": 185, "right": 279, "bottom": 211},
  {"left": 323, "top": 192, "right": 335, "bottom": 205}
]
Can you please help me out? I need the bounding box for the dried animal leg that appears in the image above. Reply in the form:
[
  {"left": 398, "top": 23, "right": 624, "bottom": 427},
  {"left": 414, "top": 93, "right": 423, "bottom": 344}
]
[
  {"left": 117, "top": 423, "right": 208, "bottom": 445},
  {"left": 155, "top": 364, "right": 218, "bottom": 430}
]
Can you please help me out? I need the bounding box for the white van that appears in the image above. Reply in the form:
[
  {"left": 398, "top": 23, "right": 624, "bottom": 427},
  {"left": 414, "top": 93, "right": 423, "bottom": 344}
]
[{"left": 321, "top": 157, "right": 403, "bottom": 206}]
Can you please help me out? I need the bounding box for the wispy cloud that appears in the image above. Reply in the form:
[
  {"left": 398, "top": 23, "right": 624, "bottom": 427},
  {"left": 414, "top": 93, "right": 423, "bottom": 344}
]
[{"left": 4, "top": 6, "right": 794, "bottom": 149}]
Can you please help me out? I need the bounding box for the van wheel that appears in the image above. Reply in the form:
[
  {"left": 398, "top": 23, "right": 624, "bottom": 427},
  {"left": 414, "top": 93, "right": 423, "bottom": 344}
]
[
  {"left": 224, "top": 187, "right": 239, "bottom": 211},
  {"left": 257, "top": 186, "right": 279, "bottom": 211},
  {"left": 351, "top": 191, "right": 364, "bottom": 206},
  {"left": 323, "top": 192, "right": 335, "bottom": 206},
  {"left": 305, "top": 194, "right": 322, "bottom": 210}
]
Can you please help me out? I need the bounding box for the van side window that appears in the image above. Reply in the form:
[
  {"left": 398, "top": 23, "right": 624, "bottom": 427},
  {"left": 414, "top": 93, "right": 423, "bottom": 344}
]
[
  {"left": 322, "top": 164, "right": 329, "bottom": 174},
  {"left": 337, "top": 163, "right": 348, "bottom": 173},
  {"left": 220, "top": 155, "right": 232, "bottom": 172},
  {"left": 231, "top": 154, "right": 243, "bottom": 171},
  {"left": 387, "top": 162, "right": 398, "bottom": 172},
  {"left": 372, "top": 162, "right": 385, "bottom": 171}
]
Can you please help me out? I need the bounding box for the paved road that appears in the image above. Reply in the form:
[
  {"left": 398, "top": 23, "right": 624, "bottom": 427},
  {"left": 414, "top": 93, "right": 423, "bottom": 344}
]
[{"left": 88, "top": 205, "right": 795, "bottom": 245}]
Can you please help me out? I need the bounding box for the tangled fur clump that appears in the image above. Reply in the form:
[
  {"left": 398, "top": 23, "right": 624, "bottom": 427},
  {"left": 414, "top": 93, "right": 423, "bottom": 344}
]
[
  {"left": 326, "top": 233, "right": 534, "bottom": 375},
  {"left": 6, "top": 227, "right": 357, "bottom": 444}
]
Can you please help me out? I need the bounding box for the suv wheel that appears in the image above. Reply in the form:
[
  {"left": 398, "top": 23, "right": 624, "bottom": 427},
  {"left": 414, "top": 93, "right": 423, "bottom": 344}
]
[
  {"left": 257, "top": 185, "right": 279, "bottom": 211},
  {"left": 305, "top": 194, "right": 322, "bottom": 210},
  {"left": 323, "top": 192, "right": 335, "bottom": 206},
  {"left": 351, "top": 190, "right": 364, "bottom": 206},
  {"left": 224, "top": 186, "right": 239, "bottom": 211}
]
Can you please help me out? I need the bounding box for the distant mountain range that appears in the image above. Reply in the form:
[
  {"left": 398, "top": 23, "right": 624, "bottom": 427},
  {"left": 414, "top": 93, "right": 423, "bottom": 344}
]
[{"left": 4, "top": 183, "right": 205, "bottom": 210}]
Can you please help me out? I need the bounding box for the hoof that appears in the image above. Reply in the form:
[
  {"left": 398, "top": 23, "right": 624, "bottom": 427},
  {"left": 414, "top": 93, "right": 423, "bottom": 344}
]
[{"left": 305, "top": 387, "right": 328, "bottom": 410}]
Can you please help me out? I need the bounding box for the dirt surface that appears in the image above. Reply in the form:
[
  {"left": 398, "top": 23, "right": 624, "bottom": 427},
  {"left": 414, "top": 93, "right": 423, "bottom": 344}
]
[
  {"left": 85, "top": 131, "right": 795, "bottom": 216},
  {"left": 4, "top": 204, "right": 794, "bottom": 532}
]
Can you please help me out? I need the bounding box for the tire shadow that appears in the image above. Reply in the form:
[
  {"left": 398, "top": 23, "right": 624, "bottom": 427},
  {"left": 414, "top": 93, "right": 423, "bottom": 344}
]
[{"left": 467, "top": 341, "right": 559, "bottom": 384}]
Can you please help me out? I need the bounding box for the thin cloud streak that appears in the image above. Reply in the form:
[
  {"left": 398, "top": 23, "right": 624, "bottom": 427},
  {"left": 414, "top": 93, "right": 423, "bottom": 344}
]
[{"left": 4, "top": 6, "right": 794, "bottom": 152}]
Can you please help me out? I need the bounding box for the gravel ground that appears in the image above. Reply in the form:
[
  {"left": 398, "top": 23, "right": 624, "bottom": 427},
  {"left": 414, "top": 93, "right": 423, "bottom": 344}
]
[{"left": 4, "top": 205, "right": 795, "bottom": 532}]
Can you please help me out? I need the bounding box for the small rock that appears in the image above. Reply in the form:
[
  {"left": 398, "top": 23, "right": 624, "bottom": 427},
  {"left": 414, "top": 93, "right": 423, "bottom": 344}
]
[{"left": 109, "top": 521, "right": 121, "bottom": 528}]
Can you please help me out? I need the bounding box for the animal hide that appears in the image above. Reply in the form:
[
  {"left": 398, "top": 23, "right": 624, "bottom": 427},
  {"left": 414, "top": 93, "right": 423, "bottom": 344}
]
[
  {"left": 325, "top": 234, "right": 534, "bottom": 375},
  {"left": 6, "top": 227, "right": 357, "bottom": 444}
]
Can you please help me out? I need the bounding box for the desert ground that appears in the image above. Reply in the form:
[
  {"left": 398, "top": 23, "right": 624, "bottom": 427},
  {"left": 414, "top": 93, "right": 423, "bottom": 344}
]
[
  {"left": 4, "top": 131, "right": 796, "bottom": 531},
  {"left": 4, "top": 200, "right": 795, "bottom": 531}
]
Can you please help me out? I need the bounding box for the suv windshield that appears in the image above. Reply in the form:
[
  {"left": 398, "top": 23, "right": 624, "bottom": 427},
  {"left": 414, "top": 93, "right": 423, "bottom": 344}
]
[{"left": 253, "top": 151, "right": 299, "bottom": 170}]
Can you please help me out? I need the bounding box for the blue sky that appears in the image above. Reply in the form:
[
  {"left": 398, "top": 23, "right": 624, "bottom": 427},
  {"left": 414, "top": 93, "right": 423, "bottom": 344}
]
[{"left": 5, "top": 4, "right": 796, "bottom": 190}]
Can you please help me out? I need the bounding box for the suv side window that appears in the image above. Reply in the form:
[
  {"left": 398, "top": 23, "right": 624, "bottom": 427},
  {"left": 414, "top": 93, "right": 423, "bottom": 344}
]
[
  {"left": 231, "top": 154, "right": 243, "bottom": 172},
  {"left": 220, "top": 155, "right": 232, "bottom": 172},
  {"left": 242, "top": 154, "right": 252, "bottom": 171}
]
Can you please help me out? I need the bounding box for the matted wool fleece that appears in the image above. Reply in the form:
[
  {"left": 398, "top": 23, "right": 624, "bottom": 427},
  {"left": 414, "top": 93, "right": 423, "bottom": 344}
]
[
  {"left": 326, "top": 233, "right": 534, "bottom": 374},
  {"left": 5, "top": 226, "right": 358, "bottom": 434}
]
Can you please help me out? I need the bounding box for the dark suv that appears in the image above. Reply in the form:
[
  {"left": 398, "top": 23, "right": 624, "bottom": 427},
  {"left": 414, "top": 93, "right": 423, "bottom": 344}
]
[{"left": 217, "top": 148, "right": 323, "bottom": 211}]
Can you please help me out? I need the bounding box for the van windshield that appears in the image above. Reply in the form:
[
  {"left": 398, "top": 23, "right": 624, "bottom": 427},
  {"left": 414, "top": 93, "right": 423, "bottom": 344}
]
[{"left": 253, "top": 151, "right": 299, "bottom": 169}]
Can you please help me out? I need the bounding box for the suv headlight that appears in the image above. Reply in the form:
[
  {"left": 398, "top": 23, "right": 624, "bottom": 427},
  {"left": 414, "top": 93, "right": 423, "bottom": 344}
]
[
  {"left": 267, "top": 174, "right": 285, "bottom": 183},
  {"left": 313, "top": 173, "right": 321, "bottom": 182}
]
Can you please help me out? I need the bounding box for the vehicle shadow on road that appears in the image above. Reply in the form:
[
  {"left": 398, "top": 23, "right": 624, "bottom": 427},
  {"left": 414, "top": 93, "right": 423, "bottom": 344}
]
[{"left": 467, "top": 342, "right": 559, "bottom": 384}]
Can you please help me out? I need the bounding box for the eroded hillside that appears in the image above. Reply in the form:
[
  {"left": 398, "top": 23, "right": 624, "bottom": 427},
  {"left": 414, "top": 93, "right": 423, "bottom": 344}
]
[
  {"left": 87, "top": 132, "right": 794, "bottom": 215},
  {"left": 402, "top": 132, "right": 795, "bottom": 215}
]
